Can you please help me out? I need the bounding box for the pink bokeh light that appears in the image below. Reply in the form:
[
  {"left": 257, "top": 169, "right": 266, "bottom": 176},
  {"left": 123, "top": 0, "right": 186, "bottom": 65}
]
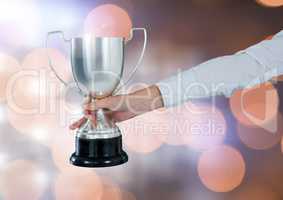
[
  {"left": 256, "top": 0, "right": 283, "bottom": 7},
  {"left": 237, "top": 113, "right": 283, "bottom": 150},
  {"left": 0, "top": 53, "right": 21, "bottom": 102},
  {"left": 160, "top": 102, "right": 227, "bottom": 151},
  {"left": 0, "top": 160, "right": 49, "bottom": 200},
  {"left": 197, "top": 145, "right": 246, "bottom": 192},
  {"left": 118, "top": 109, "right": 166, "bottom": 154},
  {"left": 230, "top": 83, "right": 279, "bottom": 128},
  {"left": 84, "top": 4, "right": 133, "bottom": 39},
  {"left": 55, "top": 167, "right": 103, "bottom": 200}
]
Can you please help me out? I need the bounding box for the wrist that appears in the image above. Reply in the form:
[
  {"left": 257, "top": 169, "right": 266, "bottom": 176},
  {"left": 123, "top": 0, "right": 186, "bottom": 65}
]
[
  {"left": 150, "top": 85, "right": 164, "bottom": 110},
  {"left": 127, "top": 85, "right": 164, "bottom": 115}
]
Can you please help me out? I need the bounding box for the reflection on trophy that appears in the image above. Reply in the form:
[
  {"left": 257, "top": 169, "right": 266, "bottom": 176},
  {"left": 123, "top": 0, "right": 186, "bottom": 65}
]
[{"left": 46, "top": 28, "right": 147, "bottom": 167}]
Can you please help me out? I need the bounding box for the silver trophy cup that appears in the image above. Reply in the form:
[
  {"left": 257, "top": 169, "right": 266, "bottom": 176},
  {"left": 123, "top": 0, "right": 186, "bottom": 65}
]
[{"left": 46, "top": 28, "right": 147, "bottom": 167}]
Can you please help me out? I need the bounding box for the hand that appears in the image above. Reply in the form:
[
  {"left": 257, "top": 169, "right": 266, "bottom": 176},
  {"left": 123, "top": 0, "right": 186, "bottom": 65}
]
[{"left": 69, "top": 85, "right": 164, "bottom": 130}]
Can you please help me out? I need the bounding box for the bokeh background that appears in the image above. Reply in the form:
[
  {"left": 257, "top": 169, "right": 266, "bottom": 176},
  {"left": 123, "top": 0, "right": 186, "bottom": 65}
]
[{"left": 0, "top": 0, "right": 283, "bottom": 200}]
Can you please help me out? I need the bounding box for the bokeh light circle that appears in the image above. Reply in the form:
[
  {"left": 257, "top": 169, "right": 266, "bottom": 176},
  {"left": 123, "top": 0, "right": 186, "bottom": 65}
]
[
  {"left": 101, "top": 177, "right": 122, "bottom": 200},
  {"left": 197, "top": 145, "right": 245, "bottom": 192},
  {"left": 50, "top": 133, "right": 75, "bottom": 171},
  {"left": 84, "top": 4, "right": 133, "bottom": 39},
  {"left": 22, "top": 48, "right": 71, "bottom": 82},
  {"left": 230, "top": 83, "right": 279, "bottom": 127},
  {"left": 49, "top": 90, "right": 82, "bottom": 169},
  {"left": 6, "top": 71, "right": 63, "bottom": 145},
  {"left": 256, "top": 0, "right": 283, "bottom": 7},
  {"left": 118, "top": 109, "right": 166, "bottom": 154},
  {"left": 55, "top": 167, "right": 103, "bottom": 200},
  {"left": 7, "top": 108, "right": 63, "bottom": 145},
  {"left": 0, "top": 53, "right": 21, "bottom": 102},
  {"left": 186, "top": 103, "right": 226, "bottom": 151},
  {"left": 237, "top": 113, "right": 283, "bottom": 150},
  {"left": 7, "top": 72, "right": 53, "bottom": 110},
  {"left": 161, "top": 102, "right": 227, "bottom": 151},
  {"left": 0, "top": 160, "right": 49, "bottom": 200},
  {"left": 154, "top": 107, "right": 186, "bottom": 146},
  {"left": 6, "top": 48, "right": 72, "bottom": 144}
]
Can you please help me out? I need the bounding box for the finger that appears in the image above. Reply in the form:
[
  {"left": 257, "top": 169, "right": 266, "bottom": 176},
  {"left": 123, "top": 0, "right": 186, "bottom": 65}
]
[
  {"left": 84, "top": 110, "right": 97, "bottom": 126},
  {"left": 69, "top": 117, "right": 86, "bottom": 130},
  {"left": 69, "top": 117, "right": 87, "bottom": 130}
]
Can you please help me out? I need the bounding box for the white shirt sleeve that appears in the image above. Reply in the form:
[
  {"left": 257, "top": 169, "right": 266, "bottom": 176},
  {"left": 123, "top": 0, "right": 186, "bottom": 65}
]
[{"left": 157, "top": 30, "right": 283, "bottom": 108}]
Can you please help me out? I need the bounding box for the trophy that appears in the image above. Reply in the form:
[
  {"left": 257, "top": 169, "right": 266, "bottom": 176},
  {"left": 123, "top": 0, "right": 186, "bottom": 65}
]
[{"left": 46, "top": 28, "right": 147, "bottom": 167}]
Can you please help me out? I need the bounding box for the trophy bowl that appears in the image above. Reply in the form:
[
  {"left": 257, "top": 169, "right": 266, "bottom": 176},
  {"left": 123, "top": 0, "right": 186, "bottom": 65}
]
[
  {"left": 46, "top": 28, "right": 147, "bottom": 167},
  {"left": 71, "top": 36, "right": 124, "bottom": 98}
]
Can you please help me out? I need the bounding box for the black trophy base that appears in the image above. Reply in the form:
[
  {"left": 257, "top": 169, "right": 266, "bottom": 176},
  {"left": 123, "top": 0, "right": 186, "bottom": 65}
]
[{"left": 70, "top": 135, "right": 128, "bottom": 168}]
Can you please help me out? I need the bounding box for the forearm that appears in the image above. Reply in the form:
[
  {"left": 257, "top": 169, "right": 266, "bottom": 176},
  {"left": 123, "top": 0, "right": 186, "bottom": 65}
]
[
  {"left": 126, "top": 85, "right": 164, "bottom": 114},
  {"left": 156, "top": 53, "right": 269, "bottom": 107},
  {"left": 157, "top": 30, "right": 283, "bottom": 107}
]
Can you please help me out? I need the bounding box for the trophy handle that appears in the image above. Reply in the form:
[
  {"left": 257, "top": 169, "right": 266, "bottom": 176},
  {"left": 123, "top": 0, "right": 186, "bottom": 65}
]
[
  {"left": 114, "top": 28, "right": 148, "bottom": 93},
  {"left": 45, "top": 31, "right": 71, "bottom": 87}
]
